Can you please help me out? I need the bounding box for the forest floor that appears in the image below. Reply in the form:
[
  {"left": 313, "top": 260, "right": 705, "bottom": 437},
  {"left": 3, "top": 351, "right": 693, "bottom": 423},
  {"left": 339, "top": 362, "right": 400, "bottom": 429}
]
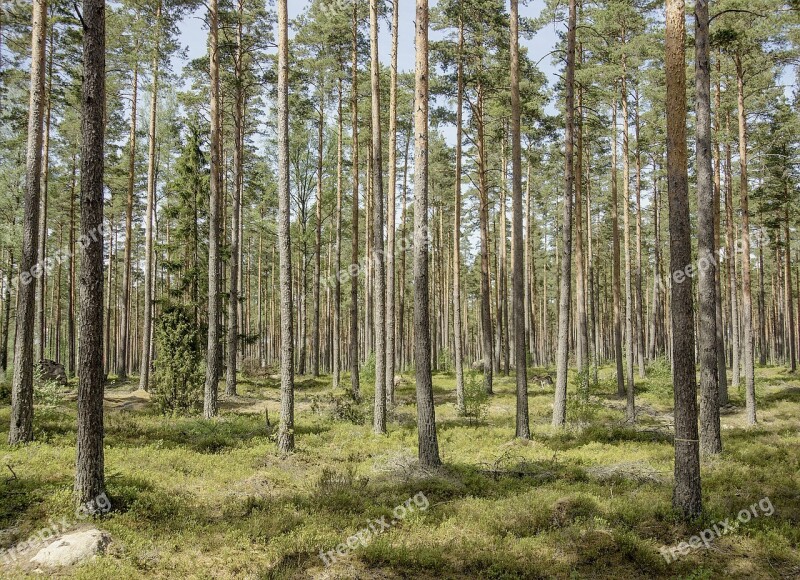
[{"left": 1, "top": 362, "right": 799, "bottom": 579}]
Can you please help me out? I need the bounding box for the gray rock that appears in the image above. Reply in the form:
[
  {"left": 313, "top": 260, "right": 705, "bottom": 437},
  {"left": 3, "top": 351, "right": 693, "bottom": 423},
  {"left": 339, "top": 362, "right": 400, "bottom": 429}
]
[{"left": 30, "top": 528, "right": 110, "bottom": 568}]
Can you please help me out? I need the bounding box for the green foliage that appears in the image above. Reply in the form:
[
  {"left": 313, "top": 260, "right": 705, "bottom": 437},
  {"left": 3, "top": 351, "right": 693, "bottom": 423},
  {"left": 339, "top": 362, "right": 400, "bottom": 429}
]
[
  {"left": 360, "top": 352, "right": 376, "bottom": 386},
  {"left": 33, "top": 364, "right": 62, "bottom": 408},
  {"left": 152, "top": 305, "right": 204, "bottom": 415},
  {"left": 462, "top": 370, "right": 489, "bottom": 425}
]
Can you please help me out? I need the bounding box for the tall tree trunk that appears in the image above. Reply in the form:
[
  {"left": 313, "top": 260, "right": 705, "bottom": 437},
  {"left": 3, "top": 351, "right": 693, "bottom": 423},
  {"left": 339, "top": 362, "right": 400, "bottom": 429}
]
[
  {"left": 725, "top": 112, "right": 740, "bottom": 390},
  {"left": 666, "top": 0, "right": 701, "bottom": 519},
  {"left": 205, "top": 0, "right": 222, "bottom": 417},
  {"left": 785, "top": 205, "right": 796, "bottom": 372},
  {"left": 476, "top": 82, "right": 493, "bottom": 394},
  {"left": 117, "top": 57, "right": 137, "bottom": 379},
  {"left": 75, "top": 0, "right": 106, "bottom": 504},
  {"left": 68, "top": 156, "right": 77, "bottom": 376},
  {"left": 312, "top": 87, "right": 323, "bottom": 378},
  {"left": 735, "top": 55, "right": 756, "bottom": 425},
  {"left": 349, "top": 1, "right": 360, "bottom": 399},
  {"left": 695, "top": 0, "right": 721, "bottom": 454},
  {"left": 621, "top": 61, "right": 635, "bottom": 422},
  {"left": 553, "top": 0, "right": 576, "bottom": 427},
  {"left": 370, "top": 0, "right": 386, "bottom": 434},
  {"left": 452, "top": 5, "right": 465, "bottom": 413},
  {"left": 413, "top": 0, "right": 440, "bottom": 468},
  {"left": 633, "top": 91, "right": 646, "bottom": 378},
  {"left": 0, "top": 249, "right": 13, "bottom": 372},
  {"left": 9, "top": 0, "right": 47, "bottom": 444},
  {"left": 611, "top": 100, "right": 624, "bottom": 398},
  {"left": 713, "top": 60, "right": 728, "bottom": 404},
  {"left": 510, "top": 0, "right": 529, "bottom": 438},
  {"left": 575, "top": 67, "right": 589, "bottom": 395},
  {"left": 36, "top": 29, "right": 53, "bottom": 362},
  {"left": 227, "top": 0, "right": 245, "bottom": 396},
  {"left": 385, "top": 0, "right": 399, "bottom": 406},
  {"left": 139, "top": 2, "right": 161, "bottom": 393},
  {"left": 333, "top": 76, "right": 344, "bottom": 389},
  {"left": 276, "top": 0, "right": 294, "bottom": 453}
]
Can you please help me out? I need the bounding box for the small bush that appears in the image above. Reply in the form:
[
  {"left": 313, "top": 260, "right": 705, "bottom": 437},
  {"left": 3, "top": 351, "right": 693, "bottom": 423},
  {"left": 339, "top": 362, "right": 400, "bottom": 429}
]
[
  {"left": 462, "top": 370, "right": 489, "bottom": 425},
  {"left": 152, "top": 305, "right": 204, "bottom": 414},
  {"left": 33, "top": 364, "right": 62, "bottom": 407}
]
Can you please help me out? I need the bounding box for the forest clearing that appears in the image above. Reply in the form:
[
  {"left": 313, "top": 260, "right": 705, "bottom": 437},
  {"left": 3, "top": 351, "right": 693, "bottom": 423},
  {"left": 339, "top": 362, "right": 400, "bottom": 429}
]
[
  {"left": 1, "top": 0, "right": 800, "bottom": 577},
  {"left": 1, "top": 366, "right": 800, "bottom": 578}
]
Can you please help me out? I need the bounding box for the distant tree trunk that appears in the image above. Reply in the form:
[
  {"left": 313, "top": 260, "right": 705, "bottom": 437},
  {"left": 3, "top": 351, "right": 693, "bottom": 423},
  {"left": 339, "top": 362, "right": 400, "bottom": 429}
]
[
  {"left": 68, "top": 157, "right": 77, "bottom": 376},
  {"left": 227, "top": 0, "right": 245, "bottom": 396},
  {"left": 312, "top": 87, "right": 323, "bottom": 378},
  {"left": 0, "top": 249, "right": 13, "bottom": 372},
  {"left": 9, "top": 0, "right": 47, "bottom": 445},
  {"left": 476, "top": 81, "right": 493, "bottom": 394},
  {"left": 139, "top": 2, "right": 161, "bottom": 393},
  {"left": 666, "top": 0, "right": 701, "bottom": 519},
  {"left": 413, "top": 0, "right": 440, "bottom": 468},
  {"left": 713, "top": 62, "right": 728, "bottom": 404},
  {"left": 724, "top": 112, "right": 740, "bottom": 390},
  {"left": 333, "top": 76, "right": 344, "bottom": 389},
  {"left": 205, "top": 0, "right": 222, "bottom": 418},
  {"left": 633, "top": 91, "right": 646, "bottom": 379},
  {"left": 385, "top": 0, "right": 399, "bottom": 406},
  {"left": 611, "top": 100, "right": 624, "bottom": 398},
  {"left": 553, "top": 0, "right": 576, "bottom": 427},
  {"left": 510, "top": 0, "right": 529, "bottom": 438},
  {"left": 36, "top": 30, "right": 53, "bottom": 362},
  {"left": 785, "top": 205, "right": 796, "bottom": 373},
  {"left": 695, "top": 0, "right": 721, "bottom": 455},
  {"left": 575, "top": 76, "right": 589, "bottom": 395},
  {"left": 621, "top": 62, "right": 635, "bottom": 422},
  {"left": 349, "top": 1, "right": 360, "bottom": 399},
  {"left": 276, "top": 0, "right": 295, "bottom": 453},
  {"left": 370, "top": 0, "right": 386, "bottom": 434},
  {"left": 735, "top": 54, "right": 756, "bottom": 425},
  {"left": 75, "top": 0, "right": 106, "bottom": 505},
  {"left": 117, "top": 58, "right": 137, "bottom": 380},
  {"left": 452, "top": 5, "right": 465, "bottom": 414}
]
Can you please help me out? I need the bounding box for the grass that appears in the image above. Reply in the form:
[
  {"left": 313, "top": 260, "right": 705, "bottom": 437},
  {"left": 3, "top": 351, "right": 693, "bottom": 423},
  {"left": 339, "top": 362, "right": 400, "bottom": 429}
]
[{"left": 0, "top": 364, "right": 799, "bottom": 578}]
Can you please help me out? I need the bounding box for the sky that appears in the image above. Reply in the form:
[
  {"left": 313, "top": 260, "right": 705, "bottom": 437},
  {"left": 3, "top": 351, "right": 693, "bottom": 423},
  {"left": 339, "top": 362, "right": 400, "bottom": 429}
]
[{"left": 175, "top": 0, "right": 563, "bottom": 101}]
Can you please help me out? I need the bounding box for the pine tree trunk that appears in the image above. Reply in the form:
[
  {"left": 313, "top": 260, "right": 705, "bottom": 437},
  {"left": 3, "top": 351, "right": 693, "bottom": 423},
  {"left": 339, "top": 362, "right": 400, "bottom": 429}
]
[
  {"left": 9, "top": 0, "right": 47, "bottom": 444},
  {"left": 666, "top": 0, "right": 701, "bottom": 519},
  {"left": 735, "top": 55, "right": 756, "bottom": 425},
  {"left": 117, "top": 58, "right": 137, "bottom": 380},
  {"left": 75, "top": 0, "right": 106, "bottom": 504},
  {"left": 611, "top": 100, "right": 624, "bottom": 398},
  {"left": 785, "top": 206, "right": 796, "bottom": 372},
  {"left": 413, "top": 0, "right": 440, "bottom": 468},
  {"left": 349, "top": 2, "right": 360, "bottom": 399},
  {"left": 227, "top": 1, "right": 245, "bottom": 396},
  {"left": 312, "top": 89, "right": 323, "bottom": 378},
  {"left": 276, "top": 0, "right": 295, "bottom": 453},
  {"left": 452, "top": 5, "right": 465, "bottom": 414},
  {"left": 384, "top": 0, "right": 399, "bottom": 406},
  {"left": 476, "top": 82, "right": 493, "bottom": 394},
  {"left": 510, "top": 0, "right": 529, "bottom": 438},
  {"left": 35, "top": 31, "right": 53, "bottom": 362},
  {"left": 139, "top": 3, "right": 161, "bottom": 393},
  {"left": 0, "top": 249, "right": 13, "bottom": 372},
  {"left": 553, "top": 0, "right": 576, "bottom": 427},
  {"left": 333, "top": 77, "right": 344, "bottom": 389},
  {"left": 695, "top": 0, "right": 721, "bottom": 454},
  {"left": 370, "top": 0, "right": 386, "bottom": 434},
  {"left": 621, "top": 65, "right": 635, "bottom": 422}
]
